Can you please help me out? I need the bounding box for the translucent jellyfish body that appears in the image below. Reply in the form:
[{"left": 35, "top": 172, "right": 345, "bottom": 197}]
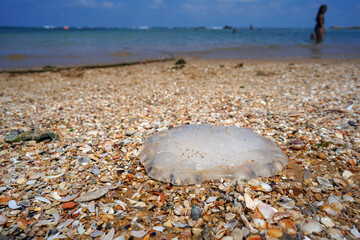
[{"left": 140, "top": 124, "right": 287, "bottom": 185}]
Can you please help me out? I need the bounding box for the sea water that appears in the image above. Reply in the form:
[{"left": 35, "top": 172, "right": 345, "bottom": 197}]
[{"left": 0, "top": 26, "right": 360, "bottom": 69}]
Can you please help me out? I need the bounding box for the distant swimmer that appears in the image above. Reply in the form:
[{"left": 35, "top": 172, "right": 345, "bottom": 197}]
[
  {"left": 312, "top": 5, "right": 327, "bottom": 43},
  {"left": 249, "top": 25, "right": 254, "bottom": 30}
]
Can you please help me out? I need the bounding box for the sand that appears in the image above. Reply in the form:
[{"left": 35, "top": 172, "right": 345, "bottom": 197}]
[{"left": 0, "top": 58, "right": 359, "bottom": 239}]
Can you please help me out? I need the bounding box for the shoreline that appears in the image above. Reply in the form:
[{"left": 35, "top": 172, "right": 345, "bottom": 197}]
[{"left": 1, "top": 56, "right": 360, "bottom": 74}]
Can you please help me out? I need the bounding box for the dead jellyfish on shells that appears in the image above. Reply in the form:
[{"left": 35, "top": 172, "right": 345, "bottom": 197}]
[{"left": 140, "top": 124, "right": 287, "bottom": 185}]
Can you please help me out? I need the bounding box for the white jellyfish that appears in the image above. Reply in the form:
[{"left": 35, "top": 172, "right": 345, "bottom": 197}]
[{"left": 140, "top": 124, "right": 287, "bottom": 185}]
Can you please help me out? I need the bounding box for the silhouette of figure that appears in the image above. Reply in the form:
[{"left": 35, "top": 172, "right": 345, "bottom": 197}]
[{"left": 313, "top": 5, "right": 327, "bottom": 43}]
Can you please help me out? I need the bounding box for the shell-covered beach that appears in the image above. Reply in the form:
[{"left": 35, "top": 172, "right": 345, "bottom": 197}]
[{"left": 0, "top": 58, "right": 359, "bottom": 239}]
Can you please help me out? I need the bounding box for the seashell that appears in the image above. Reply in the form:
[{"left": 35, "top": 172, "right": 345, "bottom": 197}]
[
  {"left": 50, "top": 191, "right": 62, "bottom": 201},
  {"left": 114, "top": 200, "right": 127, "bottom": 210},
  {"left": 90, "top": 230, "right": 103, "bottom": 238},
  {"left": 323, "top": 206, "right": 338, "bottom": 216},
  {"left": 172, "top": 221, "right": 188, "bottom": 228},
  {"left": 224, "top": 220, "right": 238, "bottom": 229},
  {"left": 77, "top": 223, "right": 85, "bottom": 235},
  {"left": 134, "top": 201, "right": 146, "bottom": 208},
  {"left": 16, "top": 218, "right": 28, "bottom": 230},
  {"left": 257, "top": 202, "right": 277, "bottom": 219},
  {"left": 247, "top": 179, "right": 260, "bottom": 186},
  {"left": 102, "top": 228, "right": 115, "bottom": 240},
  {"left": 89, "top": 168, "right": 101, "bottom": 175},
  {"left": 76, "top": 187, "right": 108, "bottom": 202},
  {"left": 272, "top": 212, "right": 292, "bottom": 222},
  {"left": 244, "top": 193, "right": 255, "bottom": 211},
  {"left": 113, "top": 234, "right": 125, "bottom": 240},
  {"left": 45, "top": 173, "right": 64, "bottom": 180},
  {"left": 26, "top": 180, "right": 36, "bottom": 185},
  {"left": 8, "top": 200, "right": 21, "bottom": 209},
  {"left": 320, "top": 216, "right": 335, "bottom": 228},
  {"left": 192, "top": 227, "right": 203, "bottom": 236},
  {"left": 278, "top": 219, "right": 297, "bottom": 235},
  {"left": 47, "top": 208, "right": 60, "bottom": 221},
  {"left": 102, "top": 141, "right": 114, "bottom": 152},
  {"left": 253, "top": 218, "right": 266, "bottom": 229},
  {"left": 300, "top": 219, "right": 322, "bottom": 235},
  {"left": 342, "top": 170, "right": 354, "bottom": 179},
  {"left": 191, "top": 205, "right": 202, "bottom": 220},
  {"left": 104, "top": 182, "right": 121, "bottom": 190},
  {"left": 317, "top": 176, "right": 332, "bottom": 187},
  {"left": 206, "top": 196, "right": 217, "bottom": 203},
  {"left": 289, "top": 139, "right": 306, "bottom": 150},
  {"left": 251, "top": 182, "right": 272, "bottom": 192},
  {"left": 183, "top": 200, "right": 190, "bottom": 209},
  {"left": 278, "top": 197, "right": 295, "bottom": 209},
  {"left": 18, "top": 200, "right": 31, "bottom": 207},
  {"left": 35, "top": 196, "right": 52, "bottom": 204},
  {"left": 0, "top": 187, "right": 6, "bottom": 194},
  {"left": 328, "top": 195, "right": 343, "bottom": 211},
  {"left": 47, "top": 232, "right": 60, "bottom": 240},
  {"left": 246, "top": 235, "right": 262, "bottom": 240},
  {"left": 130, "top": 230, "right": 146, "bottom": 238},
  {"left": 350, "top": 227, "right": 360, "bottom": 239},
  {"left": 225, "top": 212, "right": 236, "bottom": 221},
  {"left": 57, "top": 219, "right": 73, "bottom": 229},
  {"left": 267, "top": 228, "right": 282, "bottom": 238},
  {"left": 0, "top": 214, "right": 8, "bottom": 225},
  {"left": 174, "top": 204, "right": 184, "bottom": 216},
  {"left": 58, "top": 192, "right": 80, "bottom": 202},
  {"left": 333, "top": 178, "right": 346, "bottom": 186},
  {"left": 153, "top": 226, "right": 164, "bottom": 232},
  {"left": 221, "top": 237, "right": 233, "bottom": 240},
  {"left": 215, "top": 229, "right": 226, "bottom": 239},
  {"left": 343, "top": 195, "right": 355, "bottom": 202},
  {"left": 88, "top": 201, "right": 96, "bottom": 213}
]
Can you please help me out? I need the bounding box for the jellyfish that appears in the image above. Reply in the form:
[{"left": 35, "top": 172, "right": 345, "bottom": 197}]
[{"left": 140, "top": 124, "right": 287, "bottom": 185}]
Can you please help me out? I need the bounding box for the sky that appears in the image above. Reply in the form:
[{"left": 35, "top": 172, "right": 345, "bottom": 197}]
[{"left": 0, "top": 0, "right": 359, "bottom": 28}]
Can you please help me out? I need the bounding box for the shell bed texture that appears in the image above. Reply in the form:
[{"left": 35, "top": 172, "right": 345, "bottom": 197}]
[{"left": 140, "top": 124, "right": 287, "bottom": 185}]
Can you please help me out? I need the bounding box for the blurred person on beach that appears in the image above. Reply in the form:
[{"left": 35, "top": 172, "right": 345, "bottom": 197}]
[{"left": 311, "top": 4, "right": 327, "bottom": 43}]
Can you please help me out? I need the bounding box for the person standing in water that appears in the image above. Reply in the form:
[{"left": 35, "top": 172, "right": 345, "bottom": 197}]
[{"left": 312, "top": 4, "right": 327, "bottom": 43}]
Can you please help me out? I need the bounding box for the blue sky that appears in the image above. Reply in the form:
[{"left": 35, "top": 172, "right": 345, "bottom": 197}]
[{"left": 0, "top": 0, "right": 359, "bottom": 28}]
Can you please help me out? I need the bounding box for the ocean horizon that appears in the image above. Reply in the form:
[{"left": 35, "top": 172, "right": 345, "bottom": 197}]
[{"left": 1, "top": 26, "right": 360, "bottom": 69}]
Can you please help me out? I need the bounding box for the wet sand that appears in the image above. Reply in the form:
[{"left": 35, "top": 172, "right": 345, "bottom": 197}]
[{"left": 0, "top": 58, "right": 359, "bottom": 239}]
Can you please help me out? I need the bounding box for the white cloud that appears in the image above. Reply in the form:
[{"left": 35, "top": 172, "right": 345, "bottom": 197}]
[
  {"left": 181, "top": 0, "right": 210, "bottom": 14},
  {"left": 75, "top": 0, "right": 97, "bottom": 8},
  {"left": 102, "top": 1, "right": 114, "bottom": 8},
  {"left": 215, "top": 0, "right": 259, "bottom": 2},
  {"left": 150, "top": 0, "right": 166, "bottom": 9},
  {"left": 73, "top": 0, "right": 115, "bottom": 9},
  {"left": 181, "top": 0, "right": 261, "bottom": 15}
]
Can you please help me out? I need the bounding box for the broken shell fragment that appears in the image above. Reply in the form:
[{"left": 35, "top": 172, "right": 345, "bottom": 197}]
[
  {"left": 8, "top": 200, "right": 21, "bottom": 209},
  {"left": 300, "top": 219, "right": 322, "bottom": 235},
  {"left": 76, "top": 188, "right": 108, "bottom": 202},
  {"left": 0, "top": 215, "right": 7, "bottom": 225},
  {"left": 257, "top": 202, "right": 277, "bottom": 219},
  {"left": 278, "top": 197, "right": 295, "bottom": 209}
]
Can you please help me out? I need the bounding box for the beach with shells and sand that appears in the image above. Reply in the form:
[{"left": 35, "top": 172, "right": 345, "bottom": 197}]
[{"left": 0, "top": 57, "right": 359, "bottom": 240}]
